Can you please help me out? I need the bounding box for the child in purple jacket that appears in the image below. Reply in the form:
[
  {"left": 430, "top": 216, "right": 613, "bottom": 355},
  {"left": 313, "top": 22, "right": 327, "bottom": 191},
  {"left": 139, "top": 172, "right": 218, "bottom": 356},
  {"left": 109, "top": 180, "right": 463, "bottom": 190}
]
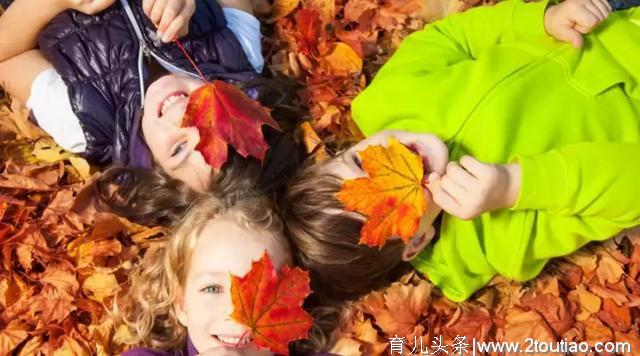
[{"left": 0, "top": 0, "right": 304, "bottom": 226}]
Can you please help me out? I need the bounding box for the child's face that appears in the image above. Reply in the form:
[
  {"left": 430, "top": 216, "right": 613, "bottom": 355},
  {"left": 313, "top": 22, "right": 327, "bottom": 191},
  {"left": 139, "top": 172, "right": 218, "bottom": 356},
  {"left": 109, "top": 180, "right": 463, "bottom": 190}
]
[
  {"left": 141, "top": 74, "right": 212, "bottom": 192},
  {"left": 176, "top": 216, "right": 291, "bottom": 355},
  {"left": 321, "top": 130, "right": 448, "bottom": 259}
]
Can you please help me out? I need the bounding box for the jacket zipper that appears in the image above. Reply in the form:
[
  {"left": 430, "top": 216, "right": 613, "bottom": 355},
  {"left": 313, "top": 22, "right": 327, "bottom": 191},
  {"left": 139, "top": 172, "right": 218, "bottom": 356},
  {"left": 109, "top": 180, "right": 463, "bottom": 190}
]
[{"left": 119, "top": 0, "right": 199, "bottom": 106}]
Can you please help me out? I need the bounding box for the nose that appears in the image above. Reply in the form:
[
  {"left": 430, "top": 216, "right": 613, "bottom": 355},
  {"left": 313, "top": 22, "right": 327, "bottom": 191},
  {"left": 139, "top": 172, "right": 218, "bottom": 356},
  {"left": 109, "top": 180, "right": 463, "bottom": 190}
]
[
  {"left": 169, "top": 100, "right": 190, "bottom": 127},
  {"left": 207, "top": 298, "right": 252, "bottom": 337},
  {"left": 185, "top": 126, "right": 200, "bottom": 144}
]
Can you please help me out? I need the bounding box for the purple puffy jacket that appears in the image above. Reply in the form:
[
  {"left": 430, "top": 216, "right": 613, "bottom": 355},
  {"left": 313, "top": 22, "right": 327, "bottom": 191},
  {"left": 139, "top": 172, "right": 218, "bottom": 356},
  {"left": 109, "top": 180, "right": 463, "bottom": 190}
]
[{"left": 28, "top": 0, "right": 259, "bottom": 167}]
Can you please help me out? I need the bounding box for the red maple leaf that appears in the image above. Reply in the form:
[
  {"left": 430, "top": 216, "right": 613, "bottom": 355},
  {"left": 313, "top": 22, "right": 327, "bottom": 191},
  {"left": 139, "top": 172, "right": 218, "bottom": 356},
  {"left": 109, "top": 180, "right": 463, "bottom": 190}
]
[
  {"left": 230, "top": 252, "right": 313, "bottom": 355},
  {"left": 181, "top": 81, "right": 281, "bottom": 169}
]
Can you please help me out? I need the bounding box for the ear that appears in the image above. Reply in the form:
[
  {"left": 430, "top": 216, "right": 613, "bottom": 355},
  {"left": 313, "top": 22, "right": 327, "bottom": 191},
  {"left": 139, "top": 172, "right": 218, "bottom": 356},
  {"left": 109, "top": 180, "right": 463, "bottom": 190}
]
[
  {"left": 175, "top": 287, "right": 188, "bottom": 327},
  {"left": 401, "top": 226, "right": 435, "bottom": 262}
]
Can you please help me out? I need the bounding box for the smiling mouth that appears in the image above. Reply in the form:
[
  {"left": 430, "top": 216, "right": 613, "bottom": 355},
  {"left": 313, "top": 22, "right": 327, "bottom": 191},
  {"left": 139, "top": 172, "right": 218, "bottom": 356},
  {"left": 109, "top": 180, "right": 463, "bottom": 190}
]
[
  {"left": 158, "top": 91, "right": 188, "bottom": 117},
  {"left": 214, "top": 334, "right": 253, "bottom": 348}
]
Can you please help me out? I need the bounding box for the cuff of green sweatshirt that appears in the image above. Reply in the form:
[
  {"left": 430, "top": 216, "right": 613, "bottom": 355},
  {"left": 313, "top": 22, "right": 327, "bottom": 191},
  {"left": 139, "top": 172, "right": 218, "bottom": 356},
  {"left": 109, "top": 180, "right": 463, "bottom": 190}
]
[
  {"left": 512, "top": 0, "right": 551, "bottom": 39},
  {"left": 510, "top": 150, "right": 568, "bottom": 211}
]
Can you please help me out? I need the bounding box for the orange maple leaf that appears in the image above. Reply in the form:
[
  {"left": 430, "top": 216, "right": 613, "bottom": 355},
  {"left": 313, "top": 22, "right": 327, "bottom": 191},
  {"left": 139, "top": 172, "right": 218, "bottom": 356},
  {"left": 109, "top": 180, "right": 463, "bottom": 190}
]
[
  {"left": 230, "top": 252, "right": 313, "bottom": 355},
  {"left": 336, "top": 137, "right": 427, "bottom": 247},
  {"left": 181, "top": 81, "right": 281, "bottom": 170}
]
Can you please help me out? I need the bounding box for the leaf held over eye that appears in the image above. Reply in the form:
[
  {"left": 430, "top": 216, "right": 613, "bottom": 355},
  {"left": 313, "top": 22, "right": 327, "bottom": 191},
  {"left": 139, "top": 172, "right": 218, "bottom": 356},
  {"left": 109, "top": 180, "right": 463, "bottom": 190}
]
[
  {"left": 230, "top": 252, "right": 313, "bottom": 355},
  {"left": 336, "top": 138, "right": 427, "bottom": 247},
  {"left": 181, "top": 81, "right": 281, "bottom": 170}
]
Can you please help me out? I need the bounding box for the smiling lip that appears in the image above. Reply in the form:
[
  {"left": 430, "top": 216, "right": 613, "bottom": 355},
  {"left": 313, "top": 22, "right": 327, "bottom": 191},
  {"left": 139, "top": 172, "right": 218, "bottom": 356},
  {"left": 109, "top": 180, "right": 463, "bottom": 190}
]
[
  {"left": 157, "top": 91, "right": 187, "bottom": 117},
  {"left": 213, "top": 335, "right": 253, "bottom": 348}
]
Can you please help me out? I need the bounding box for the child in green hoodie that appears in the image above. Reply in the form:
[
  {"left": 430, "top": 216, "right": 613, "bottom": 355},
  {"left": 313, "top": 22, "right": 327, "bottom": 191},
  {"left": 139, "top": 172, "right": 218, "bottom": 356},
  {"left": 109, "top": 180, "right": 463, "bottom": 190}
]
[{"left": 280, "top": 0, "right": 640, "bottom": 307}]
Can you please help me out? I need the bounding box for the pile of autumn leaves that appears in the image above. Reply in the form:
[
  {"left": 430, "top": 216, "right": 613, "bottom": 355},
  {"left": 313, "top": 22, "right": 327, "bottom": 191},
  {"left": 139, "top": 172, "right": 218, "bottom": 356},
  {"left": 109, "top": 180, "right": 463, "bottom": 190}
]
[
  {"left": 2, "top": 0, "right": 640, "bottom": 355},
  {"left": 0, "top": 138, "right": 166, "bottom": 354}
]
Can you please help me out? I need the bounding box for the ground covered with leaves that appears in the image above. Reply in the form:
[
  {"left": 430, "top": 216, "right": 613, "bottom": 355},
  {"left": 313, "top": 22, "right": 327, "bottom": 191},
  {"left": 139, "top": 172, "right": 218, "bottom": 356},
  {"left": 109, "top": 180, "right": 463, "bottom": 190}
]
[{"left": 1, "top": 0, "right": 640, "bottom": 354}]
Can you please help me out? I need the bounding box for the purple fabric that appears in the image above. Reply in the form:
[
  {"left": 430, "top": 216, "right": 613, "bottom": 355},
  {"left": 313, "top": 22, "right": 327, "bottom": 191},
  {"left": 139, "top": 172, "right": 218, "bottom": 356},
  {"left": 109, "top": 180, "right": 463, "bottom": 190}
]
[{"left": 34, "top": 0, "right": 259, "bottom": 168}]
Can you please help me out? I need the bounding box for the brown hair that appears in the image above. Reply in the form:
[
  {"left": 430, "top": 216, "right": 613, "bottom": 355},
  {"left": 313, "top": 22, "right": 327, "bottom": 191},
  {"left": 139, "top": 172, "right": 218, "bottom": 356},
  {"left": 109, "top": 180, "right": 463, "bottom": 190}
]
[
  {"left": 281, "top": 161, "right": 413, "bottom": 302},
  {"left": 116, "top": 179, "right": 289, "bottom": 350},
  {"left": 93, "top": 165, "right": 199, "bottom": 227},
  {"left": 280, "top": 161, "right": 414, "bottom": 352}
]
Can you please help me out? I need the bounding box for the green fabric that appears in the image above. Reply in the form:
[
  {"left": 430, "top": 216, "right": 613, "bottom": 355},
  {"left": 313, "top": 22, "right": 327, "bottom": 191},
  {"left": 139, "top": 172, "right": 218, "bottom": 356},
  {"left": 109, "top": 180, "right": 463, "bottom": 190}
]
[{"left": 351, "top": 0, "right": 640, "bottom": 301}]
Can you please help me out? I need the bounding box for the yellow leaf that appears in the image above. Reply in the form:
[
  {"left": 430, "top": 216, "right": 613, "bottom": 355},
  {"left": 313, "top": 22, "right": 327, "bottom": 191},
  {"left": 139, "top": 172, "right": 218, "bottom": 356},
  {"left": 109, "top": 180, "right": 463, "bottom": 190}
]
[
  {"left": 337, "top": 137, "right": 427, "bottom": 247},
  {"left": 303, "top": 0, "right": 336, "bottom": 23},
  {"left": 321, "top": 42, "right": 363, "bottom": 76},
  {"left": 595, "top": 249, "right": 625, "bottom": 285},
  {"left": 565, "top": 250, "right": 598, "bottom": 272},
  {"left": 53, "top": 336, "right": 90, "bottom": 356},
  {"left": 570, "top": 284, "right": 602, "bottom": 321},
  {"left": 271, "top": 0, "right": 300, "bottom": 21},
  {"left": 17, "top": 336, "right": 43, "bottom": 356},
  {"left": 68, "top": 156, "right": 91, "bottom": 180},
  {"left": 300, "top": 121, "right": 329, "bottom": 162},
  {"left": 33, "top": 139, "right": 70, "bottom": 163},
  {"left": 82, "top": 272, "right": 119, "bottom": 302}
]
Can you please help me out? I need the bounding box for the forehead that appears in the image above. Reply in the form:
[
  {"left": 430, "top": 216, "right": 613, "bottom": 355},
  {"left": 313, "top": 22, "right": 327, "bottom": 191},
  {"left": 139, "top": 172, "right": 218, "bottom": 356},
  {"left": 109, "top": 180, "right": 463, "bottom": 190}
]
[{"left": 189, "top": 216, "right": 290, "bottom": 277}]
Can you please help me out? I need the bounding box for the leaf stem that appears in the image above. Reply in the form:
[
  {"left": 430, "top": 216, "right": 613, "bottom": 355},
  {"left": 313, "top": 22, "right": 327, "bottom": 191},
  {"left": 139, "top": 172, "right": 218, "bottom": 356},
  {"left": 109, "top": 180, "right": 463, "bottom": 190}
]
[{"left": 174, "top": 39, "right": 208, "bottom": 83}]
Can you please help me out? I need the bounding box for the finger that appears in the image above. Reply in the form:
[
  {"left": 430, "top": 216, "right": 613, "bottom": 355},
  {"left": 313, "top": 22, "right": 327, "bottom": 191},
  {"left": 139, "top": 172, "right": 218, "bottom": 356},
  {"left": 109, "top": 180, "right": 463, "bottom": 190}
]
[
  {"left": 404, "top": 135, "right": 449, "bottom": 176},
  {"left": 599, "top": 0, "right": 613, "bottom": 12},
  {"left": 143, "top": 0, "right": 156, "bottom": 16},
  {"left": 440, "top": 175, "right": 467, "bottom": 201},
  {"left": 458, "top": 155, "right": 489, "bottom": 178},
  {"left": 559, "top": 27, "right": 584, "bottom": 47},
  {"left": 590, "top": 0, "right": 611, "bottom": 19},
  {"left": 149, "top": 0, "right": 168, "bottom": 25},
  {"left": 161, "top": 13, "right": 188, "bottom": 42},
  {"left": 445, "top": 161, "right": 476, "bottom": 188},
  {"left": 158, "top": 0, "right": 184, "bottom": 34},
  {"left": 584, "top": 1, "right": 606, "bottom": 21},
  {"left": 431, "top": 185, "right": 462, "bottom": 216},
  {"left": 574, "top": 9, "right": 600, "bottom": 32}
]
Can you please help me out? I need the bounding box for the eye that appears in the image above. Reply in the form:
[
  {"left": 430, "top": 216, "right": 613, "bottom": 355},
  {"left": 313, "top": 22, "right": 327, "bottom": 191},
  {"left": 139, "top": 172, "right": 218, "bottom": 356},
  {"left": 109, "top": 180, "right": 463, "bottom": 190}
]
[
  {"left": 352, "top": 154, "right": 362, "bottom": 169},
  {"left": 171, "top": 142, "right": 187, "bottom": 157},
  {"left": 200, "top": 285, "right": 223, "bottom": 294}
]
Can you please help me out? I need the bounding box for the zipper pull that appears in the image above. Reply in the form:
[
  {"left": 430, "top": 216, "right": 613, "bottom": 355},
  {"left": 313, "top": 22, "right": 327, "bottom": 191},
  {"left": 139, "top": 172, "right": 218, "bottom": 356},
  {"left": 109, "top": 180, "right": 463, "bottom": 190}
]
[{"left": 140, "top": 42, "right": 151, "bottom": 58}]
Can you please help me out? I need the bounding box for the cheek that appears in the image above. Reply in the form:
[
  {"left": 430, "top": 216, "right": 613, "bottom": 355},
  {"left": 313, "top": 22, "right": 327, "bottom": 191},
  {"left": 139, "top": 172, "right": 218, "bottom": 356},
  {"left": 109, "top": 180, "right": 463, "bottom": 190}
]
[{"left": 183, "top": 292, "right": 215, "bottom": 327}]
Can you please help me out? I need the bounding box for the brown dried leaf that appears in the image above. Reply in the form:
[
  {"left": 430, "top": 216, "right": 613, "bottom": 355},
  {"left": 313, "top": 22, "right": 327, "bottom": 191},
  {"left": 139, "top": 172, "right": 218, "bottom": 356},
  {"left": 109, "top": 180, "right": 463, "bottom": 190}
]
[{"left": 0, "top": 320, "right": 29, "bottom": 355}]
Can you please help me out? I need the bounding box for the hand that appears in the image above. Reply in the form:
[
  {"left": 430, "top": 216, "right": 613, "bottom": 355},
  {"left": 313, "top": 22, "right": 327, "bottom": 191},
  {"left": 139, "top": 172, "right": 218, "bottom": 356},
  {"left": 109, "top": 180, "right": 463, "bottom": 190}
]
[
  {"left": 63, "top": 0, "right": 117, "bottom": 15},
  {"left": 544, "top": 0, "right": 612, "bottom": 48},
  {"left": 346, "top": 130, "right": 449, "bottom": 178},
  {"left": 428, "top": 156, "right": 521, "bottom": 220},
  {"left": 143, "top": 0, "right": 196, "bottom": 42}
]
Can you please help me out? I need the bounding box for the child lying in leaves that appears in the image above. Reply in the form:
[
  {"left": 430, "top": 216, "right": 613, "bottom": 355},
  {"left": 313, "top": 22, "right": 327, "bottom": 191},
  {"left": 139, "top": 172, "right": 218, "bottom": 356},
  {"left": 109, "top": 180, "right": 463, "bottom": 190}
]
[
  {"left": 0, "top": 0, "right": 303, "bottom": 226},
  {"left": 281, "top": 0, "right": 640, "bottom": 349},
  {"left": 116, "top": 167, "right": 324, "bottom": 355}
]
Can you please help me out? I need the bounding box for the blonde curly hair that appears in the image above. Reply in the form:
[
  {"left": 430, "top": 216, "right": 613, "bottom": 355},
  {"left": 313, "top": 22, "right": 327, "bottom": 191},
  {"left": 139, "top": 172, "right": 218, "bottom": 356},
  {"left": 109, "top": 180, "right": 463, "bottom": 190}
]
[{"left": 116, "top": 180, "right": 288, "bottom": 351}]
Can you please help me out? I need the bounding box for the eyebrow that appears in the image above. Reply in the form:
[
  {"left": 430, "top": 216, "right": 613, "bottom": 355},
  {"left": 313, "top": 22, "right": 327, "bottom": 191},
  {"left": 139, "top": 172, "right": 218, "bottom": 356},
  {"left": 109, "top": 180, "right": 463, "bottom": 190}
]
[{"left": 193, "top": 271, "right": 226, "bottom": 279}]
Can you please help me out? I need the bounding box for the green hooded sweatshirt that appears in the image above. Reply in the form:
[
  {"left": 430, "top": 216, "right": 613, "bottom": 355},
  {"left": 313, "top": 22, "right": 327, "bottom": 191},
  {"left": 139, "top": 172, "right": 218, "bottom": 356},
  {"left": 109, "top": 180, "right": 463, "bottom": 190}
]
[{"left": 350, "top": 0, "right": 640, "bottom": 301}]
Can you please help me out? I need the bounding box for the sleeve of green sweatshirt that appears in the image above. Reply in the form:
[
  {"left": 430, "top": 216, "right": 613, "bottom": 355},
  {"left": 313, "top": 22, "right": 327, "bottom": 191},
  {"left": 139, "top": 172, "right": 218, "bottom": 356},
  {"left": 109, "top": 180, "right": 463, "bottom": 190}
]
[
  {"left": 351, "top": 0, "right": 550, "bottom": 136},
  {"left": 511, "top": 142, "right": 640, "bottom": 223},
  {"left": 413, "top": 142, "right": 640, "bottom": 302},
  {"left": 486, "top": 142, "right": 640, "bottom": 285}
]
